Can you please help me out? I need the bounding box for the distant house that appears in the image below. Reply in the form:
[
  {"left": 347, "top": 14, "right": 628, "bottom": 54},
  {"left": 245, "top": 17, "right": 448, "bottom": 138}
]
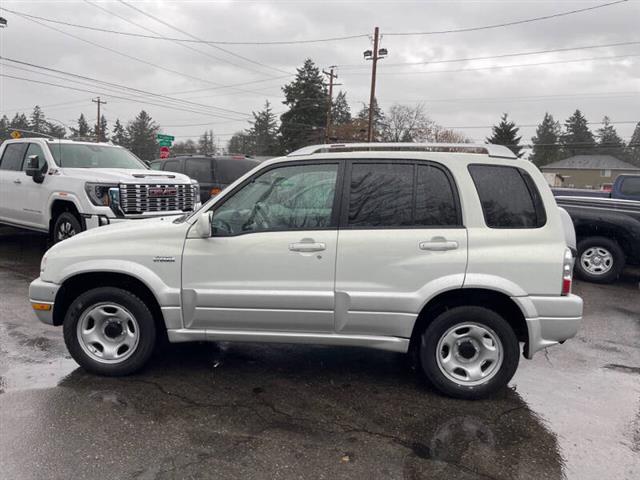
[{"left": 540, "top": 155, "right": 640, "bottom": 189}]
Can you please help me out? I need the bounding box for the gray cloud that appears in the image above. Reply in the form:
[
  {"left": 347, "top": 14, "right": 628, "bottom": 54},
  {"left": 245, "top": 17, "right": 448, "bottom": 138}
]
[{"left": 1, "top": 0, "right": 638, "bottom": 144}]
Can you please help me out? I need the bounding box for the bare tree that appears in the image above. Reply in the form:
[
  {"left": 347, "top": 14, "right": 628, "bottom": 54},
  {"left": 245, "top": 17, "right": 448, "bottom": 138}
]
[
  {"left": 381, "top": 103, "right": 435, "bottom": 142},
  {"left": 433, "top": 126, "right": 471, "bottom": 143}
]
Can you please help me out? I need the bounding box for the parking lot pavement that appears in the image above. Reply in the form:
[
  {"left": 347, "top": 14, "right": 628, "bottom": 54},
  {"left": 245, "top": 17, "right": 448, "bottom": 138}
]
[{"left": 0, "top": 226, "right": 638, "bottom": 480}]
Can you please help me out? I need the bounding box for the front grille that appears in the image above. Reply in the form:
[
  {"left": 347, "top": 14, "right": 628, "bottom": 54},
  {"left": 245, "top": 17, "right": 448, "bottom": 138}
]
[{"left": 119, "top": 183, "right": 197, "bottom": 215}]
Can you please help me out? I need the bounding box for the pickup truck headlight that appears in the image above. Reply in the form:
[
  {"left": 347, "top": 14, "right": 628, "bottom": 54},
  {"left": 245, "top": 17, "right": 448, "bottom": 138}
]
[{"left": 85, "top": 183, "right": 119, "bottom": 206}]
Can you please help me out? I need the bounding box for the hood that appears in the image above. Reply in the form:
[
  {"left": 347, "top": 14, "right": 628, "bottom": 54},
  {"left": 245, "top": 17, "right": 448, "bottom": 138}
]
[{"left": 61, "top": 168, "right": 194, "bottom": 184}]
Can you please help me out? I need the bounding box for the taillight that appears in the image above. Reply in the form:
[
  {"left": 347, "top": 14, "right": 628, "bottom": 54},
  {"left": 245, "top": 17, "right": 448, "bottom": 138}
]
[
  {"left": 210, "top": 187, "right": 222, "bottom": 197},
  {"left": 562, "top": 248, "right": 574, "bottom": 296}
]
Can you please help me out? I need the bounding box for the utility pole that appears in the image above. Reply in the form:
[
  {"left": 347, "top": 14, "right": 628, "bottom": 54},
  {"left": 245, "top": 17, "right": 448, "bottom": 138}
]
[
  {"left": 322, "top": 66, "right": 341, "bottom": 143},
  {"left": 92, "top": 97, "right": 107, "bottom": 142},
  {"left": 363, "top": 27, "right": 387, "bottom": 143}
]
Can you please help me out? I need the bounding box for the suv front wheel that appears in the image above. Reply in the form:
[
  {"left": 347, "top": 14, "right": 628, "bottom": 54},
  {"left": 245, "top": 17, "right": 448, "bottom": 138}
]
[
  {"left": 419, "top": 306, "right": 519, "bottom": 399},
  {"left": 63, "top": 287, "right": 157, "bottom": 376}
]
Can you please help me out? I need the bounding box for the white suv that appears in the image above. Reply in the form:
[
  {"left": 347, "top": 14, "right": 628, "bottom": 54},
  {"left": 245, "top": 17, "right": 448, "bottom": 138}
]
[
  {"left": 29, "top": 143, "right": 583, "bottom": 399},
  {"left": 0, "top": 138, "right": 199, "bottom": 242}
]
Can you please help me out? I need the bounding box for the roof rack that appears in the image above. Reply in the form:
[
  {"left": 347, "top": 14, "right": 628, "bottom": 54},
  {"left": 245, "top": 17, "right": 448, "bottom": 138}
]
[{"left": 287, "top": 142, "right": 517, "bottom": 159}]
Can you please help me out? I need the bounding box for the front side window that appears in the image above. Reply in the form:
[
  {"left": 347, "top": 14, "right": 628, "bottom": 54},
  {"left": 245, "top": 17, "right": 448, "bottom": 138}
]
[
  {"left": 469, "top": 164, "right": 546, "bottom": 228},
  {"left": 620, "top": 177, "right": 640, "bottom": 196},
  {"left": 212, "top": 163, "right": 338, "bottom": 235},
  {"left": 347, "top": 161, "right": 460, "bottom": 228},
  {"left": 149, "top": 162, "right": 162, "bottom": 170},
  {"left": 0, "top": 143, "right": 28, "bottom": 171},
  {"left": 23, "top": 143, "right": 47, "bottom": 170},
  {"left": 163, "top": 160, "right": 180, "bottom": 172},
  {"left": 47, "top": 144, "right": 147, "bottom": 169}
]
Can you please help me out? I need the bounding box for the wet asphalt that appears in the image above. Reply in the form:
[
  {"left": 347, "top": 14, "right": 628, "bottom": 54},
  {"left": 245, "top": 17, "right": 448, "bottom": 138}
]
[{"left": 0, "top": 226, "right": 638, "bottom": 480}]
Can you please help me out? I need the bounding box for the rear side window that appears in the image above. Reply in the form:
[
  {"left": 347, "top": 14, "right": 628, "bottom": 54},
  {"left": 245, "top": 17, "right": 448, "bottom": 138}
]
[
  {"left": 163, "top": 160, "right": 180, "bottom": 173},
  {"left": 347, "top": 161, "right": 460, "bottom": 228},
  {"left": 185, "top": 159, "right": 213, "bottom": 182},
  {"left": 0, "top": 143, "right": 28, "bottom": 171},
  {"left": 620, "top": 177, "right": 640, "bottom": 196},
  {"left": 468, "top": 164, "right": 546, "bottom": 228}
]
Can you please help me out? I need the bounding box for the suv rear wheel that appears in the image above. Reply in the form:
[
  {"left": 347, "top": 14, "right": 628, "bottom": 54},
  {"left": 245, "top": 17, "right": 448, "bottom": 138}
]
[
  {"left": 63, "top": 287, "right": 157, "bottom": 376},
  {"left": 419, "top": 306, "right": 519, "bottom": 399}
]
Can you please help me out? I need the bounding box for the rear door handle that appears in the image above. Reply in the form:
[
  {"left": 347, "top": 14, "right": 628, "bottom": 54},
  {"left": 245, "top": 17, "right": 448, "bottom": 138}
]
[
  {"left": 419, "top": 238, "right": 459, "bottom": 251},
  {"left": 289, "top": 242, "right": 326, "bottom": 252},
  {"left": 13, "top": 179, "right": 22, "bottom": 184}
]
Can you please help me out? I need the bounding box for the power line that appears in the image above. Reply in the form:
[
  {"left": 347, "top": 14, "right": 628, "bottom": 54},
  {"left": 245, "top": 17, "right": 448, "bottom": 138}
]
[
  {"left": 0, "top": 56, "right": 251, "bottom": 118},
  {"left": 336, "top": 40, "right": 640, "bottom": 69},
  {"left": 0, "top": 1, "right": 629, "bottom": 45},
  {"left": 84, "top": 0, "right": 290, "bottom": 91},
  {"left": 117, "top": 0, "right": 292, "bottom": 76},
  {"left": 0, "top": 73, "right": 251, "bottom": 120},
  {"left": 342, "top": 53, "right": 640, "bottom": 76},
  {"left": 384, "top": 0, "right": 629, "bottom": 36}
]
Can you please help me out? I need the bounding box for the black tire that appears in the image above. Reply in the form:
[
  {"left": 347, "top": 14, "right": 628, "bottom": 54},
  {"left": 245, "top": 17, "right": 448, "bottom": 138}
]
[
  {"left": 63, "top": 287, "right": 157, "bottom": 376},
  {"left": 52, "top": 211, "right": 83, "bottom": 244},
  {"left": 575, "top": 236, "right": 625, "bottom": 284},
  {"left": 419, "top": 306, "right": 520, "bottom": 400}
]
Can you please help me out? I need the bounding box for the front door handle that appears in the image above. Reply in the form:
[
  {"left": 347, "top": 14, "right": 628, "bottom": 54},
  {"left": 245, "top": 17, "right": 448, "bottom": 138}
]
[
  {"left": 419, "top": 237, "right": 459, "bottom": 251},
  {"left": 289, "top": 241, "right": 326, "bottom": 253},
  {"left": 13, "top": 179, "right": 22, "bottom": 184}
]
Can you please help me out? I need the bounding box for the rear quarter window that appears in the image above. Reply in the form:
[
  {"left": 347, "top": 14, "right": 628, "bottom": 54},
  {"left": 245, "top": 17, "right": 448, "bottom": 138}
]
[{"left": 468, "top": 164, "right": 546, "bottom": 229}]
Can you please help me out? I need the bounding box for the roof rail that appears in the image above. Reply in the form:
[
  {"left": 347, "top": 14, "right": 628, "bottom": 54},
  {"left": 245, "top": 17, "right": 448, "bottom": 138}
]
[{"left": 287, "top": 142, "right": 517, "bottom": 159}]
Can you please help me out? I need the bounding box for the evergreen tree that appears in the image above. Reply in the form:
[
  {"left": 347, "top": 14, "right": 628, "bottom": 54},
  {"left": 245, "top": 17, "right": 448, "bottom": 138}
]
[
  {"left": 9, "top": 113, "right": 30, "bottom": 136},
  {"left": 247, "top": 101, "right": 280, "bottom": 156},
  {"left": 356, "top": 98, "right": 385, "bottom": 141},
  {"left": 71, "top": 113, "right": 91, "bottom": 138},
  {"left": 94, "top": 114, "right": 109, "bottom": 142},
  {"left": 596, "top": 116, "right": 625, "bottom": 158},
  {"left": 627, "top": 121, "right": 640, "bottom": 167},
  {"left": 486, "top": 113, "right": 523, "bottom": 157},
  {"left": 111, "top": 119, "right": 129, "bottom": 146},
  {"left": 126, "top": 110, "right": 159, "bottom": 160},
  {"left": 29, "top": 106, "right": 47, "bottom": 134},
  {"left": 332, "top": 91, "right": 352, "bottom": 127},
  {"left": 228, "top": 132, "right": 252, "bottom": 155},
  {"left": 561, "top": 109, "right": 595, "bottom": 156},
  {"left": 279, "top": 59, "right": 328, "bottom": 152},
  {"left": 530, "top": 113, "right": 562, "bottom": 166},
  {"left": 198, "top": 130, "right": 216, "bottom": 154},
  {"left": 0, "top": 115, "right": 10, "bottom": 142}
]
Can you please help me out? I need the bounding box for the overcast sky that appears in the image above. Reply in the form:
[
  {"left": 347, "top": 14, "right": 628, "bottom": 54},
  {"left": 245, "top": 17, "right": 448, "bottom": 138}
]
[{"left": 1, "top": 0, "right": 639, "bottom": 147}]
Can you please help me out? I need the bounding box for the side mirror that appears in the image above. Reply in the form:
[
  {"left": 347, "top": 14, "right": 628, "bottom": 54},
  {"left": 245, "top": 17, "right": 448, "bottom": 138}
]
[
  {"left": 194, "top": 211, "right": 212, "bottom": 238},
  {"left": 25, "top": 155, "right": 46, "bottom": 183}
]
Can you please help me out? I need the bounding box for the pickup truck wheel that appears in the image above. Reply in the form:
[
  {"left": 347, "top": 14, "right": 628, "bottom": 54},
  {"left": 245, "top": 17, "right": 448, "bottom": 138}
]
[
  {"left": 419, "top": 306, "right": 519, "bottom": 400},
  {"left": 53, "top": 212, "right": 82, "bottom": 244},
  {"left": 63, "top": 287, "right": 157, "bottom": 376},
  {"left": 576, "top": 236, "right": 625, "bottom": 284}
]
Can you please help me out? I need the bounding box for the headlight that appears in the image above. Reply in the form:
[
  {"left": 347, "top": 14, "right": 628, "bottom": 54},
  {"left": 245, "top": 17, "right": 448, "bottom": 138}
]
[{"left": 85, "top": 183, "right": 119, "bottom": 206}]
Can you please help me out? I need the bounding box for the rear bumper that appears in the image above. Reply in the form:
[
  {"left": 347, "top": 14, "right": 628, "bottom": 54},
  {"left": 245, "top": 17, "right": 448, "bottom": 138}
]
[
  {"left": 28, "top": 277, "right": 60, "bottom": 325},
  {"left": 512, "top": 294, "right": 583, "bottom": 359}
]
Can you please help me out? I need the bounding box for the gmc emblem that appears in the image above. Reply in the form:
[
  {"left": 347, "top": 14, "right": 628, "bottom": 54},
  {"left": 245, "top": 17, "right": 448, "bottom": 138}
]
[{"left": 148, "top": 187, "right": 177, "bottom": 197}]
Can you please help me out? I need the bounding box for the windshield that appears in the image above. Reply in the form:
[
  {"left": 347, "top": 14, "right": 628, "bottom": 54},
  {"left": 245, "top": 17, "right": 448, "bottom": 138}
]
[{"left": 47, "top": 143, "right": 148, "bottom": 169}]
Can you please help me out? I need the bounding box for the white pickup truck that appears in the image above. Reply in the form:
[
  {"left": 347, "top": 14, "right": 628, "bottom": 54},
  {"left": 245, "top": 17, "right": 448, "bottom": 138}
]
[{"left": 0, "top": 138, "right": 199, "bottom": 242}]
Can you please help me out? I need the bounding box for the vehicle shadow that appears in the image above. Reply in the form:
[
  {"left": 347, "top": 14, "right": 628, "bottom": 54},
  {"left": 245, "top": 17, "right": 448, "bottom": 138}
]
[{"left": 53, "top": 342, "right": 565, "bottom": 479}]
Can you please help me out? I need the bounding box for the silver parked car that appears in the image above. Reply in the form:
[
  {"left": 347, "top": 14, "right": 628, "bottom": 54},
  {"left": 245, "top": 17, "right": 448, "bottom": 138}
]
[{"left": 30, "top": 143, "right": 583, "bottom": 399}]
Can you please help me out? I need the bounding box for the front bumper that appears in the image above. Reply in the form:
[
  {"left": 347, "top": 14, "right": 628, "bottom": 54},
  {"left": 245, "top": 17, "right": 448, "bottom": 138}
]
[
  {"left": 29, "top": 277, "right": 60, "bottom": 325},
  {"left": 513, "top": 294, "right": 583, "bottom": 359}
]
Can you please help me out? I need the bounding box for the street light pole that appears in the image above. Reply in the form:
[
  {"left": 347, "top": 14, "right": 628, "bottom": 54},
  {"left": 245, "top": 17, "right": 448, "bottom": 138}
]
[{"left": 367, "top": 27, "right": 380, "bottom": 143}]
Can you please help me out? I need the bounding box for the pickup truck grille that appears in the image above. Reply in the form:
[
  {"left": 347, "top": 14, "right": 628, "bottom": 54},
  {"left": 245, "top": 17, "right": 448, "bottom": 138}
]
[{"left": 119, "top": 184, "right": 197, "bottom": 215}]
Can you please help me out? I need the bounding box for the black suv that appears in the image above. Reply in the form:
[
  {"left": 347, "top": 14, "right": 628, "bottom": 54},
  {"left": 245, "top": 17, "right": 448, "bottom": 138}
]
[{"left": 150, "top": 155, "right": 259, "bottom": 203}]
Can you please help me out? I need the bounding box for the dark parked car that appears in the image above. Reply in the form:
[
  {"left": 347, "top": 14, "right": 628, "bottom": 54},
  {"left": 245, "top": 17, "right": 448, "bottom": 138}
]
[{"left": 150, "top": 155, "right": 260, "bottom": 203}]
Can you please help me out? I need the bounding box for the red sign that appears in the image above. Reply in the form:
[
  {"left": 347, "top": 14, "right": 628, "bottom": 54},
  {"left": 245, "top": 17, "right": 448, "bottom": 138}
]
[{"left": 159, "top": 146, "right": 170, "bottom": 159}]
